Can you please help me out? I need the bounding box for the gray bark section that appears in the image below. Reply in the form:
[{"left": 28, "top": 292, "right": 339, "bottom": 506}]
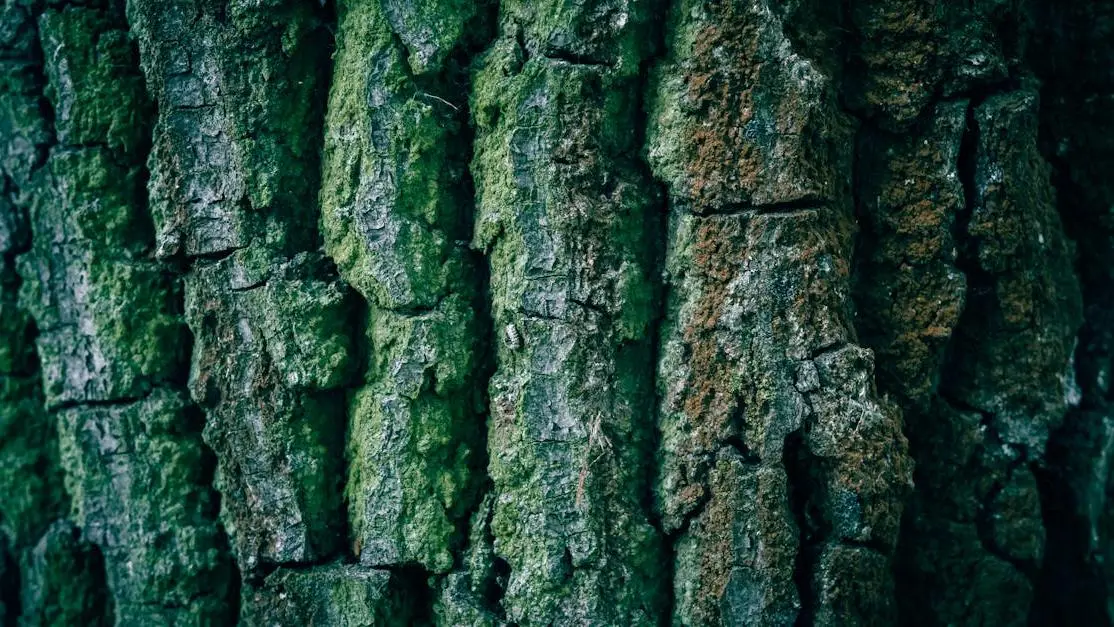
[
  {"left": 128, "top": 0, "right": 351, "bottom": 573},
  {"left": 469, "top": 0, "right": 666, "bottom": 623},
  {"left": 9, "top": 1, "right": 236, "bottom": 624},
  {"left": 648, "top": 1, "right": 911, "bottom": 623},
  {"left": 241, "top": 563, "right": 416, "bottom": 626},
  {"left": 58, "top": 391, "right": 232, "bottom": 623}
]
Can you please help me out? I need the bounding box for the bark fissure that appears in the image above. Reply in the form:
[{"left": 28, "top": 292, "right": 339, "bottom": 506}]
[
  {"left": 431, "top": 3, "right": 504, "bottom": 618},
  {"left": 634, "top": 3, "right": 674, "bottom": 611},
  {"left": 689, "top": 199, "right": 828, "bottom": 218},
  {"left": 784, "top": 429, "right": 817, "bottom": 627}
]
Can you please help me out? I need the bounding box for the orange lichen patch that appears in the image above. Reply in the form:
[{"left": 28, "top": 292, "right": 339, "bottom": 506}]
[
  {"left": 694, "top": 488, "right": 733, "bottom": 625},
  {"left": 650, "top": 0, "right": 847, "bottom": 209},
  {"left": 849, "top": 0, "right": 945, "bottom": 126},
  {"left": 831, "top": 412, "right": 912, "bottom": 543},
  {"left": 679, "top": 217, "right": 748, "bottom": 455},
  {"left": 682, "top": 10, "right": 763, "bottom": 208},
  {"left": 675, "top": 483, "right": 706, "bottom": 514},
  {"left": 994, "top": 276, "right": 1037, "bottom": 328},
  {"left": 872, "top": 266, "right": 965, "bottom": 396},
  {"left": 874, "top": 141, "right": 962, "bottom": 260},
  {"left": 854, "top": 106, "right": 967, "bottom": 410},
  {"left": 894, "top": 200, "right": 949, "bottom": 260},
  {"left": 689, "top": 461, "right": 798, "bottom": 625}
]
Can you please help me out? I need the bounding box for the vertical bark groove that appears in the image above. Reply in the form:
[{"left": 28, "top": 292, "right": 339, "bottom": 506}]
[{"left": 636, "top": 2, "right": 675, "bottom": 618}]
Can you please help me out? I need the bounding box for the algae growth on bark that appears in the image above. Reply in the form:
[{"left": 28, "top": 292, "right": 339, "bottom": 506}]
[{"left": 0, "top": 0, "right": 1110, "bottom": 625}]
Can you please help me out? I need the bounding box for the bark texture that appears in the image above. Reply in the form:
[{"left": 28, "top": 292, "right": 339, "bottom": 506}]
[{"left": 0, "top": 0, "right": 1109, "bottom": 625}]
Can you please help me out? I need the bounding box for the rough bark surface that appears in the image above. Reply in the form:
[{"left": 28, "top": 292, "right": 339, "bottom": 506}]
[{"left": 0, "top": 0, "right": 1109, "bottom": 625}]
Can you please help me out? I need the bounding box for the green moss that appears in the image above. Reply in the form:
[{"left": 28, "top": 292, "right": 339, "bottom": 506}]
[
  {"left": 0, "top": 376, "right": 66, "bottom": 549},
  {"left": 20, "top": 9, "right": 178, "bottom": 407},
  {"left": 57, "top": 391, "right": 234, "bottom": 623},
  {"left": 257, "top": 259, "right": 357, "bottom": 390},
  {"left": 321, "top": 0, "right": 469, "bottom": 310},
  {"left": 19, "top": 242, "right": 184, "bottom": 406},
  {"left": 18, "top": 521, "right": 112, "bottom": 627},
  {"left": 323, "top": 0, "right": 487, "bottom": 576},
  {"left": 469, "top": 10, "right": 666, "bottom": 621},
  {"left": 90, "top": 260, "right": 185, "bottom": 380},
  {"left": 241, "top": 564, "right": 415, "bottom": 626},
  {"left": 347, "top": 297, "right": 482, "bottom": 573},
  {"left": 38, "top": 7, "right": 151, "bottom": 155},
  {"left": 183, "top": 252, "right": 348, "bottom": 568},
  {"left": 43, "top": 149, "right": 150, "bottom": 256}
]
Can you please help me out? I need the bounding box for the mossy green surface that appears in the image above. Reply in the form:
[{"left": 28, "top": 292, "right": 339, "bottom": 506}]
[
  {"left": 0, "top": 375, "right": 65, "bottom": 550},
  {"left": 38, "top": 6, "right": 151, "bottom": 155},
  {"left": 241, "top": 563, "right": 416, "bottom": 627},
  {"left": 1, "top": 3, "right": 243, "bottom": 623},
  {"left": 18, "top": 521, "right": 112, "bottom": 627},
  {"left": 469, "top": 2, "right": 666, "bottom": 622},
  {"left": 322, "top": 0, "right": 471, "bottom": 310},
  {"left": 346, "top": 296, "right": 482, "bottom": 573},
  {"left": 0, "top": 5, "right": 111, "bottom": 626},
  {"left": 322, "top": 0, "right": 487, "bottom": 575},
  {"left": 185, "top": 253, "right": 351, "bottom": 569},
  {"left": 19, "top": 5, "right": 182, "bottom": 408},
  {"left": 58, "top": 389, "right": 235, "bottom": 624},
  {"left": 259, "top": 254, "right": 359, "bottom": 391},
  {"left": 0, "top": 0, "right": 1107, "bottom": 623}
]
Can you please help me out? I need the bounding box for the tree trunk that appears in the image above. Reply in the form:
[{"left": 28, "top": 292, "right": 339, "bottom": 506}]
[{"left": 0, "top": 0, "right": 1109, "bottom": 625}]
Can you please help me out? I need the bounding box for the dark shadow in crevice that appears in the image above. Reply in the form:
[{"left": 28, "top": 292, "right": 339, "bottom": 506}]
[{"left": 784, "top": 430, "right": 820, "bottom": 627}]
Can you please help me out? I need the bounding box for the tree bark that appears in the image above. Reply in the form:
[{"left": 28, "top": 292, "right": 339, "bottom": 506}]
[{"left": 0, "top": 0, "right": 1109, "bottom": 625}]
